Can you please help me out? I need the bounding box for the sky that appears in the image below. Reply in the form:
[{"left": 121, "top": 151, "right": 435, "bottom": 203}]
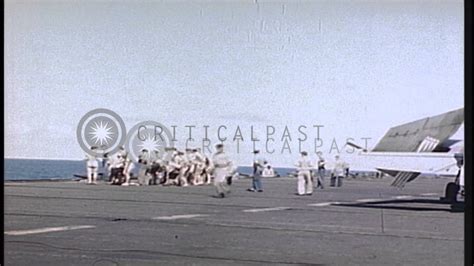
[{"left": 4, "top": 0, "right": 464, "bottom": 167}]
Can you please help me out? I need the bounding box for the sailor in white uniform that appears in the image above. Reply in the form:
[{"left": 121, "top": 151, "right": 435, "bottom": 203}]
[
  {"left": 175, "top": 151, "right": 189, "bottom": 186},
  {"left": 112, "top": 153, "right": 126, "bottom": 184},
  {"left": 331, "top": 155, "right": 345, "bottom": 187},
  {"left": 262, "top": 164, "right": 275, "bottom": 178},
  {"left": 121, "top": 154, "right": 135, "bottom": 186},
  {"left": 315, "top": 151, "right": 326, "bottom": 189},
  {"left": 295, "top": 151, "right": 313, "bottom": 196},
  {"left": 164, "top": 150, "right": 185, "bottom": 186},
  {"left": 85, "top": 146, "right": 100, "bottom": 184},
  {"left": 192, "top": 148, "right": 206, "bottom": 185},
  {"left": 212, "top": 144, "right": 233, "bottom": 198},
  {"left": 137, "top": 149, "right": 150, "bottom": 185},
  {"left": 456, "top": 156, "right": 464, "bottom": 196},
  {"left": 248, "top": 150, "right": 265, "bottom": 192}
]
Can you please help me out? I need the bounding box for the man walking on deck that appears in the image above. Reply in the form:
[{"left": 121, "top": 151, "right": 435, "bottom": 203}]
[
  {"left": 331, "top": 155, "right": 345, "bottom": 187},
  {"left": 248, "top": 150, "right": 265, "bottom": 192},
  {"left": 212, "top": 144, "right": 233, "bottom": 198},
  {"left": 315, "top": 151, "right": 326, "bottom": 189},
  {"left": 295, "top": 151, "right": 313, "bottom": 196}
]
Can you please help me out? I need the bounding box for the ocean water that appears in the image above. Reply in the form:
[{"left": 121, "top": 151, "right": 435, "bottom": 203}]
[
  {"left": 4, "top": 158, "right": 296, "bottom": 181},
  {"left": 5, "top": 159, "right": 86, "bottom": 181}
]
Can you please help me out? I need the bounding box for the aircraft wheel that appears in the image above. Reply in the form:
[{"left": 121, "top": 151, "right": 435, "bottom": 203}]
[{"left": 442, "top": 182, "right": 460, "bottom": 203}]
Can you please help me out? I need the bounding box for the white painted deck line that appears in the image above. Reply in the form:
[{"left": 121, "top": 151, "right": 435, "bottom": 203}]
[
  {"left": 356, "top": 198, "right": 382, "bottom": 203},
  {"left": 393, "top": 195, "right": 414, "bottom": 199},
  {"left": 152, "top": 214, "right": 209, "bottom": 220},
  {"left": 5, "top": 225, "right": 96, "bottom": 236},
  {"left": 308, "top": 202, "right": 340, "bottom": 207},
  {"left": 420, "top": 193, "right": 439, "bottom": 196},
  {"left": 242, "top": 207, "right": 291, "bottom": 213}
]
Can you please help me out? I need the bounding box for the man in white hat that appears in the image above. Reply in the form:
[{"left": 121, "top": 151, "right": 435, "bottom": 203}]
[
  {"left": 192, "top": 148, "right": 206, "bottom": 185},
  {"left": 315, "top": 151, "right": 326, "bottom": 189},
  {"left": 211, "top": 144, "right": 233, "bottom": 198},
  {"left": 121, "top": 153, "right": 135, "bottom": 186},
  {"left": 455, "top": 154, "right": 464, "bottom": 197},
  {"left": 110, "top": 152, "right": 125, "bottom": 184},
  {"left": 295, "top": 151, "right": 313, "bottom": 196},
  {"left": 331, "top": 155, "right": 345, "bottom": 187},
  {"left": 85, "top": 146, "right": 100, "bottom": 184},
  {"left": 248, "top": 150, "right": 265, "bottom": 192},
  {"left": 262, "top": 163, "right": 275, "bottom": 178},
  {"left": 137, "top": 149, "right": 151, "bottom": 185}
]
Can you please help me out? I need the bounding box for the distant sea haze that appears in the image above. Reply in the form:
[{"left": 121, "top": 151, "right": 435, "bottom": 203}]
[{"left": 4, "top": 158, "right": 298, "bottom": 181}]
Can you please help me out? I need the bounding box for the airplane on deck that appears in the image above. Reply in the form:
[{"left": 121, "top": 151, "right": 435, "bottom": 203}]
[{"left": 347, "top": 108, "right": 464, "bottom": 203}]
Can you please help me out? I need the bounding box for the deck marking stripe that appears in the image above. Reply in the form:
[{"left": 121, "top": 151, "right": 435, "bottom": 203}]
[
  {"left": 420, "top": 193, "right": 439, "bottom": 196},
  {"left": 5, "top": 225, "right": 96, "bottom": 236},
  {"left": 308, "top": 202, "right": 340, "bottom": 207},
  {"left": 356, "top": 198, "right": 381, "bottom": 203},
  {"left": 393, "top": 195, "right": 414, "bottom": 199},
  {"left": 242, "top": 207, "right": 290, "bottom": 213},
  {"left": 152, "top": 214, "right": 208, "bottom": 220}
]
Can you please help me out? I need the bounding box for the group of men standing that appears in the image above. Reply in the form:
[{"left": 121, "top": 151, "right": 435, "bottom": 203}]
[
  {"left": 134, "top": 144, "right": 237, "bottom": 198},
  {"left": 85, "top": 145, "right": 348, "bottom": 198},
  {"left": 84, "top": 144, "right": 237, "bottom": 197},
  {"left": 133, "top": 147, "right": 217, "bottom": 187},
  {"left": 84, "top": 146, "right": 136, "bottom": 185},
  {"left": 295, "top": 151, "right": 348, "bottom": 196}
]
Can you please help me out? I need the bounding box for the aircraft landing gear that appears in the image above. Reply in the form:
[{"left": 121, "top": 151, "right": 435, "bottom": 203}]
[{"left": 440, "top": 182, "right": 460, "bottom": 203}]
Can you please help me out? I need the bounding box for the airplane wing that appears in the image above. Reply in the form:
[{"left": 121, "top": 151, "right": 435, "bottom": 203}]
[
  {"left": 349, "top": 108, "right": 463, "bottom": 191},
  {"left": 372, "top": 108, "right": 463, "bottom": 153},
  {"left": 376, "top": 168, "right": 420, "bottom": 188}
]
